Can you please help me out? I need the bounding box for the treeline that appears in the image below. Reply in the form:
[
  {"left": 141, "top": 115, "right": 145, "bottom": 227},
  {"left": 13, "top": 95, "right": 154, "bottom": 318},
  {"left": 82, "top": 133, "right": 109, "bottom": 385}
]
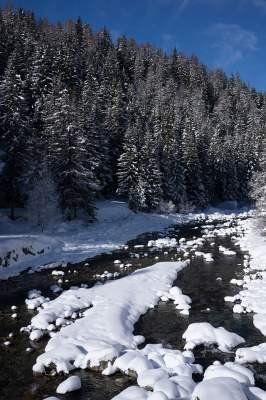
[{"left": 0, "top": 6, "right": 265, "bottom": 222}]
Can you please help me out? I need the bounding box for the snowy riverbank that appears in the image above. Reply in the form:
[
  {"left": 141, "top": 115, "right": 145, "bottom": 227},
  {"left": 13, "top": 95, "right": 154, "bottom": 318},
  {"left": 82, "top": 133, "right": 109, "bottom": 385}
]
[
  {"left": 27, "top": 259, "right": 264, "bottom": 400},
  {"left": 222, "top": 217, "right": 266, "bottom": 367},
  {"left": 3, "top": 208, "right": 266, "bottom": 399},
  {"left": 0, "top": 201, "right": 192, "bottom": 280},
  {"left": 0, "top": 200, "right": 247, "bottom": 280}
]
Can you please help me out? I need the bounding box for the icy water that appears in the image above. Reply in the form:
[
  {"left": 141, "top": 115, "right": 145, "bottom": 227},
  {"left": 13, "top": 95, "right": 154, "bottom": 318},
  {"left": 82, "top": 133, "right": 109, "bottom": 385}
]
[{"left": 0, "top": 218, "right": 265, "bottom": 399}]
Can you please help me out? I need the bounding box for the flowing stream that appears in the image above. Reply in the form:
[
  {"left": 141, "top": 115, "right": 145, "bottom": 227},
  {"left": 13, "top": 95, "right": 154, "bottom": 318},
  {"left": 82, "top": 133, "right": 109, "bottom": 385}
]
[{"left": 0, "top": 217, "right": 265, "bottom": 399}]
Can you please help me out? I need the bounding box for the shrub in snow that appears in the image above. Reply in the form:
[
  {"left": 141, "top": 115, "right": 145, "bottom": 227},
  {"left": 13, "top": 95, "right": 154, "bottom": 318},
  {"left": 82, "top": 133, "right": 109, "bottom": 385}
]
[
  {"left": 158, "top": 200, "right": 176, "bottom": 214},
  {"left": 179, "top": 201, "right": 197, "bottom": 214}
]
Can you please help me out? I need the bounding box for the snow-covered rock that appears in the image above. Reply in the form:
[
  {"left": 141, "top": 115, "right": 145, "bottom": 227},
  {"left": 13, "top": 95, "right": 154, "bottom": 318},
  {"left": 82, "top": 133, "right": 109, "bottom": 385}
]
[
  {"left": 236, "top": 343, "right": 266, "bottom": 364},
  {"left": 192, "top": 377, "right": 248, "bottom": 400},
  {"left": 182, "top": 322, "right": 245, "bottom": 352},
  {"left": 43, "top": 397, "right": 60, "bottom": 400},
  {"left": 112, "top": 386, "right": 148, "bottom": 400},
  {"left": 158, "top": 285, "right": 192, "bottom": 315},
  {"left": 56, "top": 375, "right": 81, "bottom": 394},
  {"left": 204, "top": 361, "right": 254, "bottom": 386},
  {"left": 147, "top": 237, "right": 177, "bottom": 249},
  {"left": 29, "top": 329, "right": 44, "bottom": 341},
  {"left": 219, "top": 246, "right": 236, "bottom": 256}
]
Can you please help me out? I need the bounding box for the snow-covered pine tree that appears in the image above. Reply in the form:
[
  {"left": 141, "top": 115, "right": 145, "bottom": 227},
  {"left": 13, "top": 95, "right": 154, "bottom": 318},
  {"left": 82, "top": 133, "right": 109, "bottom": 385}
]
[
  {"left": 57, "top": 91, "right": 98, "bottom": 220},
  {"left": 161, "top": 114, "right": 187, "bottom": 210},
  {"left": 0, "top": 5, "right": 265, "bottom": 215},
  {"left": 0, "top": 49, "right": 29, "bottom": 219},
  {"left": 141, "top": 127, "right": 162, "bottom": 211},
  {"left": 181, "top": 112, "right": 207, "bottom": 209},
  {"left": 117, "top": 118, "right": 146, "bottom": 211},
  {"left": 250, "top": 138, "right": 266, "bottom": 212},
  {"left": 41, "top": 81, "right": 98, "bottom": 220},
  {"left": 27, "top": 166, "right": 59, "bottom": 230}
]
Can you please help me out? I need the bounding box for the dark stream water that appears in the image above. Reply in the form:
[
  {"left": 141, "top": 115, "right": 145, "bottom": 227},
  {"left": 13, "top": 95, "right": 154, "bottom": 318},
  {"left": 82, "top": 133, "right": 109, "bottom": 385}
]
[{"left": 0, "top": 218, "right": 265, "bottom": 400}]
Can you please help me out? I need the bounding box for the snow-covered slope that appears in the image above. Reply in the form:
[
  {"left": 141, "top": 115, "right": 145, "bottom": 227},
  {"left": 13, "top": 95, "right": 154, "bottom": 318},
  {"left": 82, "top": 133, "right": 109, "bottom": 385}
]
[
  {"left": 0, "top": 200, "right": 197, "bottom": 280},
  {"left": 0, "top": 201, "right": 251, "bottom": 280}
]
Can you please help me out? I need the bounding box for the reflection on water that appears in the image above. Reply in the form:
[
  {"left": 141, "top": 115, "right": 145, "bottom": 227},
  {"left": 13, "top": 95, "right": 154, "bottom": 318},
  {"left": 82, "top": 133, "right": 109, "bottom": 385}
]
[{"left": 0, "top": 220, "right": 265, "bottom": 399}]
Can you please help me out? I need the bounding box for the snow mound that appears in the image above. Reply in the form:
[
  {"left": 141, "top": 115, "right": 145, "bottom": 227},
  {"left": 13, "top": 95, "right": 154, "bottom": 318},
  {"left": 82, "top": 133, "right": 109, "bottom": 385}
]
[
  {"left": 218, "top": 246, "right": 236, "bottom": 256},
  {"left": 56, "top": 375, "right": 81, "bottom": 394},
  {"left": 112, "top": 386, "right": 148, "bottom": 400},
  {"left": 204, "top": 361, "right": 254, "bottom": 386},
  {"left": 43, "top": 397, "right": 60, "bottom": 400},
  {"left": 0, "top": 236, "right": 54, "bottom": 269},
  {"left": 25, "top": 289, "right": 50, "bottom": 310},
  {"left": 147, "top": 238, "right": 177, "bottom": 249},
  {"left": 192, "top": 360, "right": 266, "bottom": 400},
  {"left": 192, "top": 377, "right": 248, "bottom": 400},
  {"left": 236, "top": 343, "right": 266, "bottom": 364},
  {"left": 31, "top": 261, "right": 187, "bottom": 373},
  {"left": 110, "top": 343, "right": 200, "bottom": 399},
  {"left": 182, "top": 322, "right": 245, "bottom": 352},
  {"left": 158, "top": 286, "right": 192, "bottom": 315},
  {"left": 229, "top": 279, "right": 266, "bottom": 336}
]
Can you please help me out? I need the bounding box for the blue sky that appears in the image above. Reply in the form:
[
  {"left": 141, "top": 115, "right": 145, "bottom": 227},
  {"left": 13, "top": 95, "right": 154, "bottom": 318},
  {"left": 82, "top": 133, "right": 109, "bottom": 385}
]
[{"left": 1, "top": 0, "right": 266, "bottom": 91}]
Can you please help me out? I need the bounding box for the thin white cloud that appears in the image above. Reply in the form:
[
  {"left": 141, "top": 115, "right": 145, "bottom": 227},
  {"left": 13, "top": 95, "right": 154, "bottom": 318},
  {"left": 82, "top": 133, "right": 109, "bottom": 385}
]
[
  {"left": 177, "top": 0, "right": 191, "bottom": 12},
  {"left": 210, "top": 23, "right": 258, "bottom": 67},
  {"left": 250, "top": 0, "right": 266, "bottom": 10},
  {"left": 151, "top": 0, "right": 191, "bottom": 14},
  {"left": 162, "top": 33, "right": 174, "bottom": 42}
]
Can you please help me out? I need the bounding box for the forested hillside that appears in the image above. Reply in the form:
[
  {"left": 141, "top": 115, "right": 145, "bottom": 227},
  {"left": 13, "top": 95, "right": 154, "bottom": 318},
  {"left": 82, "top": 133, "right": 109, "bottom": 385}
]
[{"left": 0, "top": 6, "right": 265, "bottom": 221}]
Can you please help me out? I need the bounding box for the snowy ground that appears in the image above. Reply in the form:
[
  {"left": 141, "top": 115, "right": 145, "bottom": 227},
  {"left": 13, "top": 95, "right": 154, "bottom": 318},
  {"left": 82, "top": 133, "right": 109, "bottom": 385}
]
[
  {"left": 223, "top": 217, "right": 266, "bottom": 366},
  {"left": 4, "top": 202, "right": 266, "bottom": 399},
  {"left": 26, "top": 259, "right": 264, "bottom": 400},
  {"left": 0, "top": 201, "right": 194, "bottom": 279},
  {"left": 0, "top": 200, "right": 246, "bottom": 280}
]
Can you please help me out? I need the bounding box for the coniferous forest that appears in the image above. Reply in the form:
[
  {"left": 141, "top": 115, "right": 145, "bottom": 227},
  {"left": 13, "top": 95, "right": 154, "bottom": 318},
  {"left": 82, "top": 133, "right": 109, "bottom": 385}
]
[{"left": 0, "top": 6, "right": 265, "bottom": 221}]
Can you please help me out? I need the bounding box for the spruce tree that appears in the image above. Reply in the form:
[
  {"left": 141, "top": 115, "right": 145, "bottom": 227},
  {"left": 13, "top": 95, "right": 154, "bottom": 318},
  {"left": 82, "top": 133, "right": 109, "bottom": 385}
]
[{"left": 0, "top": 50, "right": 29, "bottom": 218}]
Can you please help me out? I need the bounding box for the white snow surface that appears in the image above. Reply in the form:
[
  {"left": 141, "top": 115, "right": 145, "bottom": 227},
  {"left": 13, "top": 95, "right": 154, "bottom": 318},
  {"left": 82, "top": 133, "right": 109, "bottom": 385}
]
[
  {"left": 237, "top": 218, "right": 266, "bottom": 271},
  {"left": 31, "top": 261, "right": 187, "bottom": 373},
  {"left": 230, "top": 218, "right": 266, "bottom": 337},
  {"left": 0, "top": 201, "right": 197, "bottom": 280},
  {"left": 192, "top": 377, "right": 248, "bottom": 400},
  {"left": 43, "top": 397, "right": 60, "bottom": 400},
  {"left": 0, "top": 201, "right": 250, "bottom": 280},
  {"left": 236, "top": 343, "right": 266, "bottom": 364},
  {"left": 191, "top": 361, "right": 266, "bottom": 400},
  {"left": 182, "top": 322, "right": 245, "bottom": 352},
  {"left": 113, "top": 359, "right": 264, "bottom": 400},
  {"left": 56, "top": 375, "right": 81, "bottom": 394}
]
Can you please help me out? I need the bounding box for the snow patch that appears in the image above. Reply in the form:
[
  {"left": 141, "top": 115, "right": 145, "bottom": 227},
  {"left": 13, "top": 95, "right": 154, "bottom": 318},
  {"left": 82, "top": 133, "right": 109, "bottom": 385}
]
[
  {"left": 182, "top": 322, "right": 245, "bottom": 352},
  {"left": 31, "top": 261, "right": 188, "bottom": 374}
]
